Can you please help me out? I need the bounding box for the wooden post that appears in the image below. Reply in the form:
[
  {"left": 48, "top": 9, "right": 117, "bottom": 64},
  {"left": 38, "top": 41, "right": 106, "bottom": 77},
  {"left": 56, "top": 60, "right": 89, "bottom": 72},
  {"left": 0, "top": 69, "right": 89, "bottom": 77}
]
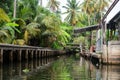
[
  {"left": 44, "top": 50, "right": 46, "bottom": 57},
  {"left": 38, "top": 50, "right": 40, "bottom": 59},
  {"left": 9, "top": 51, "right": 13, "bottom": 62},
  {"left": 41, "top": 51, "right": 43, "bottom": 58},
  {"left": 46, "top": 50, "right": 48, "bottom": 57},
  {"left": 9, "top": 63, "right": 13, "bottom": 79},
  {"left": 0, "top": 49, "right": 3, "bottom": 63},
  {"left": 31, "top": 60, "right": 33, "bottom": 71},
  {"left": 31, "top": 50, "right": 34, "bottom": 59},
  {"left": 18, "top": 50, "right": 22, "bottom": 62},
  {"left": 90, "top": 31, "right": 92, "bottom": 47},
  {"left": 25, "top": 50, "right": 28, "bottom": 60},
  {"left": 35, "top": 50, "right": 37, "bottom": 59},
  {"left": 18, "top": 62, "right": 21, "bottom": 76},
  {"left": 0, "top": 64, "right": 2, "bottom": 80}
]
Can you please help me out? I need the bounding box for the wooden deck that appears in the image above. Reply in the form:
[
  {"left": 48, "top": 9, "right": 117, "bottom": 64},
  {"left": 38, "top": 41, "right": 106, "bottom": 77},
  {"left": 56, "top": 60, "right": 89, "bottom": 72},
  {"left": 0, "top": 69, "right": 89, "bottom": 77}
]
[{"left": 0, "top": 44, "right": 65, "bottom": 64}]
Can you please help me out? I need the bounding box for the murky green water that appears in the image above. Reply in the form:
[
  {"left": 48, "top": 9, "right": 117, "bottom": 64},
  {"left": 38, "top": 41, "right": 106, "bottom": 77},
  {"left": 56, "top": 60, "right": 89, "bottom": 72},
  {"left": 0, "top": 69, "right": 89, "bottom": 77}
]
[{"left": 0, "top": 54, "right": 120, "bottom": 80}]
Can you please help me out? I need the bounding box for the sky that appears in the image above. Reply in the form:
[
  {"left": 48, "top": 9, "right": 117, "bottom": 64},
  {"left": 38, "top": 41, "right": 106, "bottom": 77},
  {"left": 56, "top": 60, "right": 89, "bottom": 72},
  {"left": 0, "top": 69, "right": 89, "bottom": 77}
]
[
  {"left": 42, "top": 0, "right": 83, "bottom": 21},
  {"left": 41, "top": 0, "right": 116, "bottom": 22}
]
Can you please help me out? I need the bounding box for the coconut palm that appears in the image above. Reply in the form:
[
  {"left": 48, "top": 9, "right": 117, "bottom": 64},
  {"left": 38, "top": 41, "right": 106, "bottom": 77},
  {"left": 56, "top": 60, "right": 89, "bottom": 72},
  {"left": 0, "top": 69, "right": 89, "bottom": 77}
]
[
  {"left": 0, "top": 8, "right": 11, "bottom": 43},
  {"left": 47, "top": 0, "right": 60, "bottom": 12},
  {"left": 63, "top": 0, "right": 80, "bottom": 26},
  {"left": 41, "top": 14, "right": 71, "bottom": 48},
  {"left": 0, "top": 8, "right": 11, "bottom": 23},
  {"left": 95, "top": 0, "right": 111, "bottom": 20},
  {"left": 17, "top": 0, "right": 39, "bottom": 20},
  {"left": 81, "top": 0, "right": 111, "bottom": 25}
]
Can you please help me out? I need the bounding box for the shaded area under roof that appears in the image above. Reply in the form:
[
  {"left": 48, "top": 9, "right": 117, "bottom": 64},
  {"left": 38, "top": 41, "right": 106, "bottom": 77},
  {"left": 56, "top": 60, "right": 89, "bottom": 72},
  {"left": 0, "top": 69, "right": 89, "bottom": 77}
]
[{"left": 74, "top": 25, "right": 99, "bottom": 33}]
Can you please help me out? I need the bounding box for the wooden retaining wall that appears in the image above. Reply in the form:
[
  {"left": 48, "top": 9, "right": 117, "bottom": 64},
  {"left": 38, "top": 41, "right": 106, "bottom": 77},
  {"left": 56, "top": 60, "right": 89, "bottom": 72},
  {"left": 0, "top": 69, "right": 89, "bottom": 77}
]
[{"left": 0, "top": 44, "right": 65, "bottom": 64}]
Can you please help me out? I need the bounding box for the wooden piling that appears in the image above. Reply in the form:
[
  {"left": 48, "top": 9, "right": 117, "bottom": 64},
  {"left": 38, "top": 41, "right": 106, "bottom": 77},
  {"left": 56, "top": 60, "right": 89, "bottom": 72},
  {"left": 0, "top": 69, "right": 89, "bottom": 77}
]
[
  {"left": 31, "top": 50, "right": 34, "bottom": 59},
  {"left": 0, "top": 64, "right": 2, "bottom": 80},
  {"left": 35, "top": 50, "right": 37, "bottom": 59},
  {"left": 18, "top": 50, "right": 22, "bottom": 62},
  {"left": 38, "top": 50, "right": 40, "bottom": 59},
  {"left": 25, "top": 50, "right": 28, "bottom": 60},
  {"left": 9, "top": 51, "right": 13, "bottom": 62},
  {"left": 0, "top": 49, "right": 3, "bottom": 63}
]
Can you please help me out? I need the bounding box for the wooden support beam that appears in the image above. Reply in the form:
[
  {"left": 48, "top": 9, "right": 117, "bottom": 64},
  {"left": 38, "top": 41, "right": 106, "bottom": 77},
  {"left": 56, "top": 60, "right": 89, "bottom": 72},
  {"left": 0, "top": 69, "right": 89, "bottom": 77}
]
[
  {"left": 9, "top": 51, "right": 13, "bottom": 62},
  {"left": 41, "top": 51, "right": 43, "bottom": 58},
  {"left": 0, "top": 64, "right": 2, "bottom": 80},
  {"left": 0, "top": 49, "right": 3, "bottom": 63},
  {"left": 18, "top": 50, "right": 22, "bottom": 62},
  {"left": 38, "top": 50, "right": 40, "bottom": 59},
  {"left": 35, "top": 50, "right": 37, "bottom": 59},
  {"left": 25, "top": 50, "right": 28, "bottom": 60},
  {"left": 31, "top": 50, "right": 34, "bottom": 59}
]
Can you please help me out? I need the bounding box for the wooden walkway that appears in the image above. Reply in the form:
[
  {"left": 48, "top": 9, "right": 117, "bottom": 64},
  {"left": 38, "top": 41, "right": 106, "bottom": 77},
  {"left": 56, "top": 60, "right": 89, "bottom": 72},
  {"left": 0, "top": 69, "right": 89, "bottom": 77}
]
[{"left": 0, "top": 44, "right": 65, "bottom": 63}]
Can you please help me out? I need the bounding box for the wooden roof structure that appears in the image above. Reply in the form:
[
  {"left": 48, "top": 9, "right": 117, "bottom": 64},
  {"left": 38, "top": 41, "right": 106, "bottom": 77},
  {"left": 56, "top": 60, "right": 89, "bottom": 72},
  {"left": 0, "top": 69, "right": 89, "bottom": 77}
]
[{"left": 74, "top": 24, "right": 99, "bottom": 33}]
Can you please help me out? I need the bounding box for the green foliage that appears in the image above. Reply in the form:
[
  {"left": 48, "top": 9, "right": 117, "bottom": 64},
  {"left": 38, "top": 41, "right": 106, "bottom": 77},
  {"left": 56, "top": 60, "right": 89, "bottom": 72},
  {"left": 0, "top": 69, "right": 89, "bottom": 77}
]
[
  {"left": 63, "top": 0, "right": 80, "bottom": 26},
  {"left": 80, "top": 0, "right": 111, "bottom": 26},
  {"left": 73, "top": 36, "right": 85, "bottom": 44},
  {"left": 50, "top": 57, "right": 73, "bottom": 80},
  {"left": 0, "top": 0, "right": 13, "bottom": 17},
  {"left": 22, "top": 68, "right": 30, "bottom": 73},
  {"left": 41, "top": 14, "right": 71, "bottom": 49},
  {"left": 0, "top": 8, "right": 11, "bottom": 23},
  {"left": 47, "top": 0, "right": 60, "bottom": 12},
  {"left": 1, "top": 0, "right": 111, "bottom": 50}
]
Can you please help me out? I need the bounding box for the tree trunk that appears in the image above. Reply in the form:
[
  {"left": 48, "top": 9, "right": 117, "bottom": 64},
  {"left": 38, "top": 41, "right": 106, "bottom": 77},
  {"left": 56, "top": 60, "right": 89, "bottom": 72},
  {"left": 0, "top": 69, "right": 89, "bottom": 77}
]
[{"left": 13, "top": 0, "right": 17, "bottom": 18}]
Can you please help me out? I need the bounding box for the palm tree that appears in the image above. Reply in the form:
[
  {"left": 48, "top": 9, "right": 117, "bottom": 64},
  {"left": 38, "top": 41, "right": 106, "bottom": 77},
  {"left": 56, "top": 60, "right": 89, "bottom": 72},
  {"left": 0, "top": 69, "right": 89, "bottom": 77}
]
[
  {"left": 41, "top": 14, "right": 71, "bottom": 48},
  {"left": 96, "top": 0, "right": 111, "bottom": 20},
  {"left": 47, "top": 0, "right": 60, "bottom": 12},
  {"left": 63, "top": 0, "right": 80, "bottom": 26},
  {"left": 81, "top": 0, "right": 97, "bottom": 25},
  {"left": 17, "top": 0, "right": 39, "bottom": 20},
  {"left": 81, "top": 0, "right": 111, "bottom": 25},
  {"left": 0, "top": 8, "right": 11, "bottom": 43},
  {"left": 0, "top": 8, "right": 11, "bottom": 23}
]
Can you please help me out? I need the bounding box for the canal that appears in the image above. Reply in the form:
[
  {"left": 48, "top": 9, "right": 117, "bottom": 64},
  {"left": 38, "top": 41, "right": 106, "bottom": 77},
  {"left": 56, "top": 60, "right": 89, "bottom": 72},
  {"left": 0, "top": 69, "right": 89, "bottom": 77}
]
[{"left": 0, "top": 54, "right": 120, "bottom": 80}]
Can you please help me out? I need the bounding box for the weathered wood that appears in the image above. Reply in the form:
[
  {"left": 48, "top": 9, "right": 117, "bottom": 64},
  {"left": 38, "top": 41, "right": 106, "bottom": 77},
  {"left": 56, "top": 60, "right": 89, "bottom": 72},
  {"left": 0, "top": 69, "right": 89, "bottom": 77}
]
[
  {"left": 0, "top": 64, "right": 2, "bottom": 80},
  {"left": 9, "top": 51, "right": 13, "bottom": 62},
  {"left": 0, "top": 49, "right": 3, "bottom": 63},
  {"left": 31, "top": 50, "right": 34, "bottom": 59},
  {"left": 38, "top": 50, "right": 41, "bottom": 59},
  {"left": 18, "top": 50, "right": 22, "bottom": 62},
  {"left": 35, "top": 50, "right": 38, "bottom": 59},
  {"left": 25, "top": 50, "right": 28, "bottom": 60},
  {"left": 0, "top": 44, "right": 66, "bottom": 64}
]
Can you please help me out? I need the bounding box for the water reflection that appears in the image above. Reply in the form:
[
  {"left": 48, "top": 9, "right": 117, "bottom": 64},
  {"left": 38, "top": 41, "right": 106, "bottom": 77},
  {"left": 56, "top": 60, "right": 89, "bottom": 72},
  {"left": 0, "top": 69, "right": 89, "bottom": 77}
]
[
  {"left": 0, "top": 57, "right": 55, "bottom": 80},
  {"left": 0, "top": 55, "right": 120, "bottom": 80}
]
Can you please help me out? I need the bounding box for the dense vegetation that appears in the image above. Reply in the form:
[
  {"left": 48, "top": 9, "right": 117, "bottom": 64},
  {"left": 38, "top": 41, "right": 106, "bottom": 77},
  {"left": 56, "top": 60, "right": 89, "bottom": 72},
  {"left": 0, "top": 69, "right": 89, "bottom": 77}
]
[{"left": 0, "top": 0, "right": 111, "bottom": 49}]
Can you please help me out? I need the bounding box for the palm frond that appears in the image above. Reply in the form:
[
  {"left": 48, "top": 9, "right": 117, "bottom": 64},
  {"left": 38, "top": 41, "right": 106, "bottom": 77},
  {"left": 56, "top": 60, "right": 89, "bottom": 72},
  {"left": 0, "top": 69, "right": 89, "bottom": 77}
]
[{"left": 0, "top": 8, "right": 11, "bottom": 23}]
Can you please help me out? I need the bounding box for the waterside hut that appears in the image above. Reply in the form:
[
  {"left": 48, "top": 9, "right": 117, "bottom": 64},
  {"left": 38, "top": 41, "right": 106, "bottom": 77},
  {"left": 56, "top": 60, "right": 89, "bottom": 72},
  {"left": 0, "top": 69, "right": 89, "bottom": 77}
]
[{"left": 99, "top": 0, "right": 120, "bottom": 64}]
